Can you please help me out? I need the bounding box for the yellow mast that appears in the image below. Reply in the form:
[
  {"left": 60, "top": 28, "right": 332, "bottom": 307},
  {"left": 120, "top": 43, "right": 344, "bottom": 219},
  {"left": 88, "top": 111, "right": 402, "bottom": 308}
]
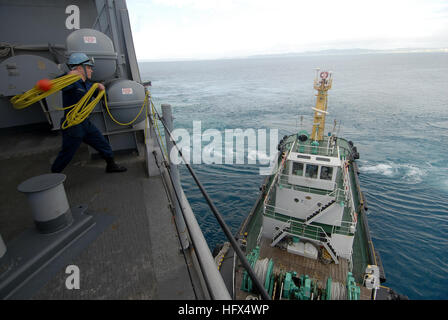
[{"left": 311, "top": 69, "right": 332, "bottom": 141}]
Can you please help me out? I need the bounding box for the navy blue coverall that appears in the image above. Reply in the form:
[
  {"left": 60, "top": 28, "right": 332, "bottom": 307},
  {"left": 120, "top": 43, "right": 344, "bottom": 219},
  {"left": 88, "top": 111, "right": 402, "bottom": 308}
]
[{"left": 51, "top": 79, "right": 114, "bottom": 173}]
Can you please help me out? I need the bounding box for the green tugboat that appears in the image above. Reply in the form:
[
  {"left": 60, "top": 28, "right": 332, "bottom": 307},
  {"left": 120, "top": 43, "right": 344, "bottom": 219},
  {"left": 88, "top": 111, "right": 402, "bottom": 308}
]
[{"left": 224, "top": 69, "right": 404, "bottom": 300}]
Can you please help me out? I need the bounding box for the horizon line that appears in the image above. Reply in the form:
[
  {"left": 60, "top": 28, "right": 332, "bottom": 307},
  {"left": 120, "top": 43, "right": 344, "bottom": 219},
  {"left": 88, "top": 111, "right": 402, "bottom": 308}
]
[{"left": 137, "top": 47, "right": 448, "bottom": 63}]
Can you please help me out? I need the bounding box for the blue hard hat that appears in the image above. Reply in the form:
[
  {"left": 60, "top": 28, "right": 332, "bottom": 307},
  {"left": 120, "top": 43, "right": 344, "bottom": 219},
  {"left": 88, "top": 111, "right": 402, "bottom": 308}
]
[{"left": 67, "top": 52, "right": 94, "bottom": 66}]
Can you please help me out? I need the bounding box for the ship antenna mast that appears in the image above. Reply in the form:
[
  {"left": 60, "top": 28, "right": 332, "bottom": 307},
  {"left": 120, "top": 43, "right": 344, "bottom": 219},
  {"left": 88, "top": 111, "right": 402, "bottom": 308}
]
[{"left": 311, "top": 68, "right": 332, "bottom": 141}]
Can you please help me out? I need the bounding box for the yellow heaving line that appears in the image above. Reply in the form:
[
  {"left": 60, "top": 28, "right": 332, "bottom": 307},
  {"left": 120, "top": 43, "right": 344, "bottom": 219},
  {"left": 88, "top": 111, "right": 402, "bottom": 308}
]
[
  {"left": 10, "top": 74, "right": 82, "bottom": 110},
  {"left": 10, "top": 74, "right": 168, "bottom": 156},
  {"left": 10, "top": 74, "right": 148, "bottom": 130}
]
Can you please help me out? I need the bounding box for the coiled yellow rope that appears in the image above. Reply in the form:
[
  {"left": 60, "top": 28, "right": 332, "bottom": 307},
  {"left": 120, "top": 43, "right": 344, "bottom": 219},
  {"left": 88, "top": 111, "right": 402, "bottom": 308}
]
[
  {"left": 11, "top": 74, "right": 170, "bottom": 159},
  {"left": 9, "top": 73, "right": 105, "bottom": 129},
  {"left": 61, "top": 83, "right": 105, "bottom": 129},
  {"left": 10, "top": 74, "right": 148, "bottom": 130},
  {"left": 103, "top": 90, "right": 148, "bottom": 126},
  {"left": 10, "top": 74, "right": 82, "bottom": 110}
]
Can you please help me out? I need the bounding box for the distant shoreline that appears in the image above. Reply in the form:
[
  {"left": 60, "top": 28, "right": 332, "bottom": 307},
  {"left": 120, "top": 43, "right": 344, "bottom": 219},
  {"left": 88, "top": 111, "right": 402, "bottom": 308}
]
[{"left": 138, "top": 48, "right": 447, "bottom": 63}]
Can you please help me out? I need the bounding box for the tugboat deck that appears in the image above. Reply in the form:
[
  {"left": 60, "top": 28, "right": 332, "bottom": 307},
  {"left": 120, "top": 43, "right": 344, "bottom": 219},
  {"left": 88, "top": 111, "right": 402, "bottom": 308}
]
[{"left": 235, "top": 237, "right": 371, "bottom": 300}]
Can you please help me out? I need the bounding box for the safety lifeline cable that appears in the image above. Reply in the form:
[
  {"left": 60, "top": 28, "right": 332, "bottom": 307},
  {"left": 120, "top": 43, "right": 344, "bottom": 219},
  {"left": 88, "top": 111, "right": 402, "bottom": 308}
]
[{"left": 149, "top": 97, "right": 168, "bottom": 158}]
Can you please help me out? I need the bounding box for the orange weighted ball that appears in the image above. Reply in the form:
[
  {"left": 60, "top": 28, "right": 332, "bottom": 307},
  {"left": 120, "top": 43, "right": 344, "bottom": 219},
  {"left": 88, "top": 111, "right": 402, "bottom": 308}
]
[{"left": 36, "top": 79, "right": 52, "bottom": 92}]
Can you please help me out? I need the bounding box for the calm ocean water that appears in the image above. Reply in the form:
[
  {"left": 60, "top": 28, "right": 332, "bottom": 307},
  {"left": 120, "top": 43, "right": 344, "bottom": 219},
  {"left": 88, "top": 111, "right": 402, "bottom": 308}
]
[{"left": 139, "top": 52, "right": 448, "bottom": 300}]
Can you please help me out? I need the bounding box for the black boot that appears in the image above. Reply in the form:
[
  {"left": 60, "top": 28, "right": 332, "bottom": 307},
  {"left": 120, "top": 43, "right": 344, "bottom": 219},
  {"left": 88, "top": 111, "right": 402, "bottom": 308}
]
[{"left": 105, "top": 158, "right": 127, "bottom": 173}]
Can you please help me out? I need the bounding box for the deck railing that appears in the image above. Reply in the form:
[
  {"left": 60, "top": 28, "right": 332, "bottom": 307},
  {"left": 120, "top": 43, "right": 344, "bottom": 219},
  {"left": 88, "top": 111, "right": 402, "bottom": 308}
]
[
  {"left": 153, "top": 104, "right": 271, "bottom": 300},
  {"left": 277, "top": 174, "right": 344, "bottom": 199},
  {"left": 341, "top": 158, "right": 357, "bottom": 224},
  {"left": 264, "top": 205, "right": 329, "bottom": 242},
  {"left": 291, "top": 140, "right": 350, "bottom": 159},
  {"left": 293, "top": 143, "right": 338, "bottom": 157},
  {"left": 264, "top": 204, "right": 355, "bottom": 237}
]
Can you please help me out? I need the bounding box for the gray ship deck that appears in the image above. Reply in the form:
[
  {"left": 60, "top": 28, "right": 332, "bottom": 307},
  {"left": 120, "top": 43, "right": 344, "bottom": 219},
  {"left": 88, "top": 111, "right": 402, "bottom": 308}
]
[{"left": 0, "top": 125, "right": 201, "bottom": 299}]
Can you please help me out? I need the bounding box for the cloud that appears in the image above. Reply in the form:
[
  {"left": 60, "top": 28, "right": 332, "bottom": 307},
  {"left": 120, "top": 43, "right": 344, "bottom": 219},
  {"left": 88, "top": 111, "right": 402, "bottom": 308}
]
[{"left": 127, "top": 0, "right": 448, "bottom": 60}]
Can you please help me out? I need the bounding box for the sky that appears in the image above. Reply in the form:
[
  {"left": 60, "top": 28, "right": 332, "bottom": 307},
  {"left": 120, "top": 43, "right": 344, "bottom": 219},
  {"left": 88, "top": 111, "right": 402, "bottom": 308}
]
[{"left": 127, "top": 0, "right": 448, "bottom": 61}]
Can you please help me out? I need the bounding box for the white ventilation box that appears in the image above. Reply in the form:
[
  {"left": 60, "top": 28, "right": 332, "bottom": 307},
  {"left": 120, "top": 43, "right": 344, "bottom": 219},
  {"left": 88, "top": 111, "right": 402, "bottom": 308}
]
[{"left": 287, "top": 241, "right": 318, "bottom": 260}]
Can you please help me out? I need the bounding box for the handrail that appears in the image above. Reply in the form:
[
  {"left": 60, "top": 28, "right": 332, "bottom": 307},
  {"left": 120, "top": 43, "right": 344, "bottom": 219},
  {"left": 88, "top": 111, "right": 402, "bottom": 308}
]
[
  {"left": 292, "top": 142, "right": 350, "bottom": 158},
  {"left": 263, "top": 140, "right": 294, "bottom": 206},
  {"left": 341, "top": 159, "right": 357, "bottom": 223},
  {"left": 293, "top": 143, "right": 337, "bottom": 156},
  {"left": 331, "top": 220, "right": 357, "bottom": 235},
  {"left": 152, "top": 103, "right": 271, "bottom": 300},
  {"left": 277, "top": 174, "right": 342, "bottom": 198},
  {"left": 272, "top": 220, "right": 291, "bottom": 239},
  {"left": 147, "top": 105, "right": 222, "bottom": 299},
  {"left": 263, "top": 206, "right": 352, "bottom": 263},
  {"left": 264, "top": 205, "right": 330, "bottom": 242},
  {"left": 264, "top": 204, "right": 355, "bottom": 236},
  {"left": 303, "top": 190, "right": 338, "bottom": 221}
]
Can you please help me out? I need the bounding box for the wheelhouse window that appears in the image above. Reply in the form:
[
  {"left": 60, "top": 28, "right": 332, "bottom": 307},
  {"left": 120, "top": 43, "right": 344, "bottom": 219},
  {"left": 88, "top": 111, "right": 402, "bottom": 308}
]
[
  {"left": 305, "top": 164, "right": 318, "bottom": 179},
  {"left": 292, "top": 162, "right": 304, "bottom": 176},
  {"left": 320, "top": 166, "right": 333, "bottom": 180}
]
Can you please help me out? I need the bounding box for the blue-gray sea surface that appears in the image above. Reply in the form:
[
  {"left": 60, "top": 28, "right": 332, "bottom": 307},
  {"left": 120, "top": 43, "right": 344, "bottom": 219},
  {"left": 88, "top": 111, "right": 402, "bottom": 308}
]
[{"left": 139, "top": 52, "right": 448, "bottom": 300}]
